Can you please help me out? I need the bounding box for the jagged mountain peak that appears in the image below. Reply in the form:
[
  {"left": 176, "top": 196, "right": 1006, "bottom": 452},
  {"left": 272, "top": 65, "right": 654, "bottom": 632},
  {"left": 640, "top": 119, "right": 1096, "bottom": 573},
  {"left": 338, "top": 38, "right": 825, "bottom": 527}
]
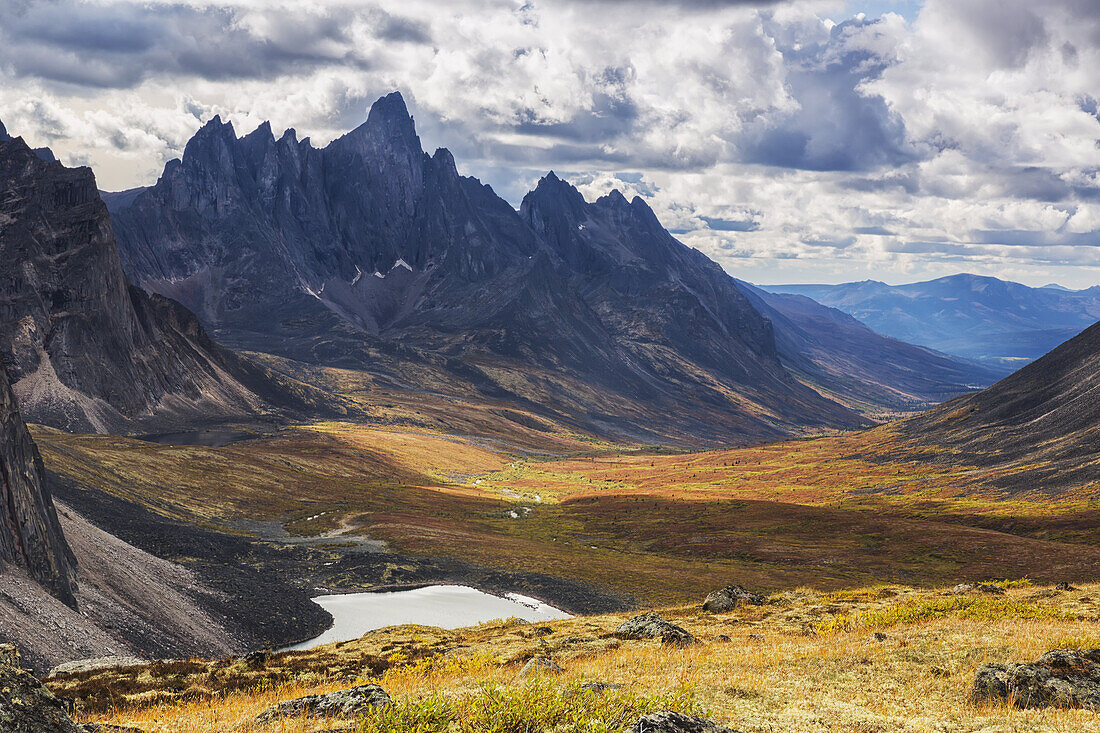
[{"left": 0, "top": 119, "right": 8, "bottom": 141}]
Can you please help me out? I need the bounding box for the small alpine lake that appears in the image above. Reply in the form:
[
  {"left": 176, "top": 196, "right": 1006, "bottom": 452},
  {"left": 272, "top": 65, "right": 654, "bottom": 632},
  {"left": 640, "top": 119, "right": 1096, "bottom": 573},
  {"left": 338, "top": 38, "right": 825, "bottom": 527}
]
[{"left": 284, "top": 585, "right": 572, "bottom": 650}]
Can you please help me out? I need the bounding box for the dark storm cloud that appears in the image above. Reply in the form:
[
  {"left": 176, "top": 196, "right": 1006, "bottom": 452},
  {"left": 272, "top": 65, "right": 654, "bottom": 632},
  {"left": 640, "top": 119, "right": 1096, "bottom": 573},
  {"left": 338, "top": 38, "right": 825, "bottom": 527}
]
[
  {"left": 739, "top": 16, "right": 917, "bottom": 172},
  {"left": 0, "top": 2, "right": 423, "bottom": 89}
]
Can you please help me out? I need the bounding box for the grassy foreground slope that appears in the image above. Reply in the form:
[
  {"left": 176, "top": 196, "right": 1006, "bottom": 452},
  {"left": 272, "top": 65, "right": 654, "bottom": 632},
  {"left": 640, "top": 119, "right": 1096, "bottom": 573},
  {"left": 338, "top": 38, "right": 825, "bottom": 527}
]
[{"left": 58, "top": 581, "right": 1100, "bottom": 732}]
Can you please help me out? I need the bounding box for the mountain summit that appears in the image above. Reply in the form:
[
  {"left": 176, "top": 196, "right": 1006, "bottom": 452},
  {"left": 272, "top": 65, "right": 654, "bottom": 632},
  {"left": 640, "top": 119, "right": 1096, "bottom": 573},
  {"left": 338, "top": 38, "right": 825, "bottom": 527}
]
[{"left": 106, "top": 92, "right": 988, "bottom": 442}]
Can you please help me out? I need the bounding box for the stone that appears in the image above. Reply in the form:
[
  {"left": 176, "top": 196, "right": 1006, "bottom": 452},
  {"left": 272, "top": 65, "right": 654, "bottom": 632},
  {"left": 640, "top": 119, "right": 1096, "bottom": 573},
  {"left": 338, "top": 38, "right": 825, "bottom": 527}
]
[
  {"left": 79, "top": 725, "right": 144, "bottom": 733},
  {"left": 702, "top": 585, "right": 765, "bottom": 613},
  {"left": 871, "top": 632, "right": 888, "bottom": 642},
  {"left": 972, "top": 649, "right": 1100, "bottom": 709},
  {"left": 1055, "top": 582, "right": 1077, "bottom": 591},
  {"left": 0, "top": 644, "right": 81, "bottom": 732},
  {"left": 241, "top": 649, "right": 271, "bottom": 668},
  {"left": 255, "top": 684, "right": 391, "bottom": 722},
  {"left": 614, "top": 613, "right": 696, "bottom": 646},
  {"left": 632, "top": 711, "right": 741, "bottom": 732},
  {"left": 519, "top": 657, "right": 562, "bottom": 676},
  {"left": 579, "top": 681, "right": 622, "bottom": 693},
  {"left": 747, "top": 634, "right": 765, "bottom": 642},
  {"left": 50, "top": 657, "right": 148, "bottom": 677},
  {"left": 952, "top": 582, "right": 1005, "bottom": 595}
]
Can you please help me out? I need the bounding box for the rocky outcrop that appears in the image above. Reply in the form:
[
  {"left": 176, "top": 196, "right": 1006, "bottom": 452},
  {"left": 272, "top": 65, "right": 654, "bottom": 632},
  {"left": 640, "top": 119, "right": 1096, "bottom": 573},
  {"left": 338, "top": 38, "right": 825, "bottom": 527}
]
[
  {"left": 613, "top": 613, "right": 696, "bottom": 646},
  {"left": 701, "top": 585, "right": 765, "bottom": 612},
  {"left": 951, "top": 582, "right": 1005, "bottom": 595},
  {"left": 972, "top": 649, "right": 1100, "bottom": 710},
  {"left": 0, "top": 644, "right": 81, "bottom": 733},
  {"left": 108, "top": 92, "right": 864, "bottom": 445},
  {"left": 0, "top": 364, "right": 76, "bottom": 605},
  {"left": 632, "top": 711, "right": 740, "bottom": 732},
  {"left": 255, "top": 684, "right": 391, "bottom": 722},
  {"left": 0, "top": 131, "right": 333, "bottom": 433}
]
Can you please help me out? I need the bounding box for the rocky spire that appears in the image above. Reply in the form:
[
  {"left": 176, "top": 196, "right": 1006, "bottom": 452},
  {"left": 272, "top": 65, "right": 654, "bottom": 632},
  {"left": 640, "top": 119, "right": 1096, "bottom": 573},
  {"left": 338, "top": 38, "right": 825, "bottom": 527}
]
[{"left": 0, "top": 362, "right": 77, "bottom": 607}]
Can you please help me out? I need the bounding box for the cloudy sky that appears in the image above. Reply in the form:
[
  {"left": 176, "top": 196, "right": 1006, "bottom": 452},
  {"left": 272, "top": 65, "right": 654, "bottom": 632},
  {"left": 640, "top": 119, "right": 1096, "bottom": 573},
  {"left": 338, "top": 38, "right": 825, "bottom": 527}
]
[{"left": 2, "top": 0, "right": 1099, "bottom": 287}]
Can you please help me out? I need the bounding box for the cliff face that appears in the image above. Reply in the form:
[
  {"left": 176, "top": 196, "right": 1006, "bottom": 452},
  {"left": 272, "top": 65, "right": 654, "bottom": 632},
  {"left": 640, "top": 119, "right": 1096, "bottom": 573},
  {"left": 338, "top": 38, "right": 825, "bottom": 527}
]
[
  {"left": 0, "top": 131, "right": 327, "bottom": 433},
  {"left": 0, "top": 363, "right": 76, "bottom": 606}
]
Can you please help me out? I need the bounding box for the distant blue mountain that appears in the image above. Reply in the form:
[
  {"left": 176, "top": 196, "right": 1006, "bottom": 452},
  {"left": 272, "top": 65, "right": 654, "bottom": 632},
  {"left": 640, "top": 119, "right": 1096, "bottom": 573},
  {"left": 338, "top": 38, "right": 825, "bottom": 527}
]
[{"left": 762, "top": 274, "right": 1100, "bottom": 373}]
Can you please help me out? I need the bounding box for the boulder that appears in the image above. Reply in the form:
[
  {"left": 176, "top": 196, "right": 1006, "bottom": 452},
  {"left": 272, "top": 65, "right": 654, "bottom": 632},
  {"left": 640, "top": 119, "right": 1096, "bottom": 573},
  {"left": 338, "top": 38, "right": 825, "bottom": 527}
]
[
  {"left": 972, "top": 649, "right": 1100, "bottom": 709},
  {"left": 632, "top": 711, "right": 741, "bottom": 732},
  {"left": 255, "top": 684, "right": 391, "bottom": 722},
  {"left": 0, "top": 644, "right": 81, "bottom": 732},
  {"left": 951, "top": 582, "right": 1005, "bottom": 595},
  {"left": 614, "top": 613, "right": 696, "bottom": 647},
  {"left": 50, "top": 657, "right": 148, "bottom": 677},
  {"left": 702, "top": 585, "right": 765, "bottom": 613},
  {"left": 519, "top": 657, "right": 562, "bottom": 676}
]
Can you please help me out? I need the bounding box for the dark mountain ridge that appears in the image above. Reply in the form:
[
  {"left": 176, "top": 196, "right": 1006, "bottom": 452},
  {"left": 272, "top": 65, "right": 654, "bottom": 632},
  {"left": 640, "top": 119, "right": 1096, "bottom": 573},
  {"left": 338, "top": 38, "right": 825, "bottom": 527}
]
[
  {"left": 109, "top": 93, "right": 861, "bottom": 443},
  {"left": 106, "top": 92, "right": 994, "bottom": 442},
  {"left": 0, "top": 128, "right": 334, "bottom": 433}
]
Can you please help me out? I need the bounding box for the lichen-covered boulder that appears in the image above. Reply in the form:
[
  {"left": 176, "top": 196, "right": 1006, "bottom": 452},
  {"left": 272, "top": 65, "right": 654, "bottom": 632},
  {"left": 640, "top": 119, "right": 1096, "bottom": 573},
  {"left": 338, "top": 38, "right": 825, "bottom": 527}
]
[
  {"left": 0, "top": 644, "right": 81, "bottom": 733},
  {"left": 702, "top": 585, "right": 765, "bottom": 612},
  {"left": 632, "top": 711, "right": 741, "bottom": 732},
  {"left": 972, "top": 649, "right": 1100, "bottom": 709},
  {"left": 952, "top": 582, "right": 1005, "bottom": 595},
  {"left": 614, "top": 613, "right": 696, "bottom": 646},
  {"left": 255, "top": 684, "right": 391, "bottom": 722}
]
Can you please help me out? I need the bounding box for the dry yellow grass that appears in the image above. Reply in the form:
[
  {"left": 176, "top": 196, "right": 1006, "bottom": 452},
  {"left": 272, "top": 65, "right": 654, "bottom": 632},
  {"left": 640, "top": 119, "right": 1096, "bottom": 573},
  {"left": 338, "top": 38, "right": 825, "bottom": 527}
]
[{"left": 65, "top": 582, "right": 1100, "bottom": 732}]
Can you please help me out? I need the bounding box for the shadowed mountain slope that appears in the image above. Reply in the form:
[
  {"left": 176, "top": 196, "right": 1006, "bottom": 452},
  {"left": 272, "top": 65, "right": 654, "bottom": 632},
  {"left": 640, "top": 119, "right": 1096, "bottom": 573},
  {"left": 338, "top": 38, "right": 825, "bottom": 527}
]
[
  {"left": 899, "top": 320, "right": 1100, "bottom": 493},
  {"left": 765, "top": 275, "right": 1100, "bottom": 372},
  {"left": 0, "top": 128, "right": 335, "bottom": 433}
]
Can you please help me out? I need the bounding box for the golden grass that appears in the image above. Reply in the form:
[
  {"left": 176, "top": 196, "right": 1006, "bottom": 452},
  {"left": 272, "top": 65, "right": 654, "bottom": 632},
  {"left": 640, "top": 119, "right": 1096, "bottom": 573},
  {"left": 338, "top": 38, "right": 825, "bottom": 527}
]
[{"left": 67, "top": 582, "right": 1100, "bottom": 732}]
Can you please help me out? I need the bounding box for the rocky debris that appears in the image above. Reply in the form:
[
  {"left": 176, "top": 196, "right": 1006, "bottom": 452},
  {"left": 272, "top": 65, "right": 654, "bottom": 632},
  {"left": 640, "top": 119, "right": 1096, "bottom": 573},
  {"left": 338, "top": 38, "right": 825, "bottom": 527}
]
[
  {"left": 972, "top": 649, "right": 1100, "bottom": 709},
  {"left": 255, "top": 684, "right": 391, "bottom": 722},
  {"left": 0, "top": 363, "right": 77, "bottom": 606},
  {"left": 747, "top": 634, "right": 765, "bottom": 642},
  {"left": 702, "top": 585, "right": 765, "bottom": 613},
  {"left": 50, "top": 657, "right": 148, "bottom": 677},
  {"left": 0, "top": 644, "right": 80, "bottom": 732},
  {"left": 952, "top": 582, "right": 1005, "bottom": 595},
  {"left": 1056, "top": 582, "right": 1077, "bottom": 591},
  {"left": 78, "top": 725, "right": 143, "bottom": 733},
  {"left": 632, "top": 711, "right": 740, "bottom": 732},
  {"left": 614, "top": 613, "right": 696, "bottom": 647},
  {"left": 519, "top": 657, "right": 562, "bottom": 676},
  {"left": 871, "top": 632, "right": 888, "bottom": 642}
]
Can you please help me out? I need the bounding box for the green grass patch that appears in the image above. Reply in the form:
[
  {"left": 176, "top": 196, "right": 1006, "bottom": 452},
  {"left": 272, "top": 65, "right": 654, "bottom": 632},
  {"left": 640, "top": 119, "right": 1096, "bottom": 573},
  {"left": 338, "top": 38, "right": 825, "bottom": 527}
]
[
  {"left": 817, "top": 595, "right": 1067, "bottom": 633},
  {"left": 353, "top": 679, "right": 700, "bottom": 733}
]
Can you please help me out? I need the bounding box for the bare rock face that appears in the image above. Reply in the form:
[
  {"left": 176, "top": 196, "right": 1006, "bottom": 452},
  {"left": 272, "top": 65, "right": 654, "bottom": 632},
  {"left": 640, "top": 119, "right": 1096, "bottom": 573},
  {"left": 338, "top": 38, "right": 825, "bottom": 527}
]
[
  {"left": 0, "top": 644, "right": 80, "bottom": 733},
  {"left": 255, "top": 684, "right": 391, "bottom": 722},
  {"left": 972, "top": 649, "right": 1100, "bottom": 710},
  {"left": 0, "top": 364, "right": 76, "bottom": 605},
  {"left": 632, "top": 711, "right": 741, "bottom": 733},
  {"left": 0, "top": 131, "right": 330, "bottom": 433}
]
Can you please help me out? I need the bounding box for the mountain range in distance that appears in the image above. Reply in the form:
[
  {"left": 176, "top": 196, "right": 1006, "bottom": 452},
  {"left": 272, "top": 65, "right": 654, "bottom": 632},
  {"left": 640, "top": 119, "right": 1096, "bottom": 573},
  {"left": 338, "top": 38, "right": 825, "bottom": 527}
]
[{"left": 763, "top": 275, "right": 1100, "bottom": 374}]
